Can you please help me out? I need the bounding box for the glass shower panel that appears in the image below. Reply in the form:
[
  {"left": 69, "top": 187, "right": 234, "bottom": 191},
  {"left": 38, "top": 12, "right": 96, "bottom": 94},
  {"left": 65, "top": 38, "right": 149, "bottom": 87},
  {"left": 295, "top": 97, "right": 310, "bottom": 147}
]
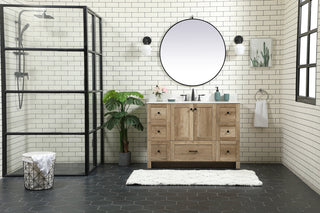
[
  {"left": 1, "top": 5, "right": 103, "bottom": 176},
  {"left": 97, "top": 129, "right": 101, "bottom": 164},
  {"left": 4, "top": 7, "right": 84, "bottom": 49},
  {"left": 6, "top": 93, "right": 85, "bottom": 133},
  {"left": 7, "top": 135, "right": 85, "bottom": 176},
  {"left": 96, "top": 92, "right": 102, "bottom": 128},
  {"left": 89, "top": 132, "right": 96, "bottom": 172},
  {"left": 96, "top": 55, "right": 101, "bottom": 91},
  {"left": 88, "top": 53, "right": 93, "bottom": 91},
  {"left": 88, "top": 92, "right": 94, "bottom": 131},
  {"left": 95, "top": 18, "right": 101, "bottom": 53},
  {"left": 6, "top": 135, "right": 27, "bottom": 175},
  {"left": 87, "top": 14, "right": 93, "bottom": 51},
  {"left": 5, "top": 51, "right": 84, "bottom": 91}
]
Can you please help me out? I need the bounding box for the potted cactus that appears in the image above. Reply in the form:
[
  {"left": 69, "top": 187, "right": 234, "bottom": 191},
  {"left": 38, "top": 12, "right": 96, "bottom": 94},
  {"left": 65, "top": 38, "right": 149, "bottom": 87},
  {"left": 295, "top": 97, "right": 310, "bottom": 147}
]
[{"left": 102, "top": 90, "right": 144, "bottom": 166}]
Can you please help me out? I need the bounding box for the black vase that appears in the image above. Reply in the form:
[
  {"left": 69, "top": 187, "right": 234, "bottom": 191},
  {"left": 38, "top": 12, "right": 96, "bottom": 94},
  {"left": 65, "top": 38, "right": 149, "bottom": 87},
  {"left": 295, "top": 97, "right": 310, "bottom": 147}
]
[{"left": 119, "top": 152, "right": 131, "bottom": 166}]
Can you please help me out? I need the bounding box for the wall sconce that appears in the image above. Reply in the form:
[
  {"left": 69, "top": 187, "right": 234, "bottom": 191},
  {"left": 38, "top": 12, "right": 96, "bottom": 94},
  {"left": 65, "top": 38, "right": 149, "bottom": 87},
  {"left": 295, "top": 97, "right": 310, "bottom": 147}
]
[
  {"left": 141, "top": 36, "right": 152, "bottom": 56},
  {"left": 234, "top": 35, "right": 245, "bottom": 55}
]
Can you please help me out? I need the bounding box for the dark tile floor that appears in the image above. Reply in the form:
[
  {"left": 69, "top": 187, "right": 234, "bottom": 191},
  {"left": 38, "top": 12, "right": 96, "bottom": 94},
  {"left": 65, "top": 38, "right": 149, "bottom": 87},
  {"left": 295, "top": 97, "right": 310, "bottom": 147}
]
[{"left": 0, "top": 164, "right": 319, "bottom": 213}]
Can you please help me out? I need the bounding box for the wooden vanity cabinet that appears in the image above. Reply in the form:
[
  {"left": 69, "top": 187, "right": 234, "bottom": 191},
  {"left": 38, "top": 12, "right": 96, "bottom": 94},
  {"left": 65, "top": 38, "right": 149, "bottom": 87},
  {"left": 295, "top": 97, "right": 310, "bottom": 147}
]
[{"left": 147, "top": 103, "right": 240, "bottom": 169}]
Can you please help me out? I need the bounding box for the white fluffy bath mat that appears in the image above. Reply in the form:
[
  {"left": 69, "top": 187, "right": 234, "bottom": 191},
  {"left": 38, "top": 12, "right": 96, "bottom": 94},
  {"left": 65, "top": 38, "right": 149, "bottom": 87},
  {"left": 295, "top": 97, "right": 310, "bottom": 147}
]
[{"left": 126, "top": 169, "right": 263, "bottom": 186}]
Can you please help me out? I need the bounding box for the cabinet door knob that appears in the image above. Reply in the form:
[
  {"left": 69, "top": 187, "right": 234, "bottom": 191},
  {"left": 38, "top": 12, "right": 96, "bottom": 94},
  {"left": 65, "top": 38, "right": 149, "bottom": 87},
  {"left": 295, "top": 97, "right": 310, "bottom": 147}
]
[
  {"left": 157, "top": 112, "right": 160, "bottom": 114},
  {"left": 226, "top": 130, "right": 230, "bottom": 133},
  {"left": 193, "top": 108, "right": 197, "bottom": 111},
  {"left": 226, "top": 150, "right": 230, "bottom": 153},
  {"left": 227, "top": 111, "right": 230, "bottom": 115},
  {"left": 157, "top": 150, "right": 161, "bottom": 153},
  {"left": 157, "top": 130, "right": 160, "bottom": 133},
  {"left": 189, "top": 150, "right": 198, "bottom": 153},
  {"left": 190, "top": 108, "right": 193, "bottom": 111}
]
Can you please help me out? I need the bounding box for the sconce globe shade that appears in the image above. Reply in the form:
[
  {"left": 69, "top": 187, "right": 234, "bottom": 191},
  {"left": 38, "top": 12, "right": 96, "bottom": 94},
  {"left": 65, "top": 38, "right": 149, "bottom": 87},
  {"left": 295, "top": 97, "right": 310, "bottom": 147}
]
[
  {"left": 234, "top": 43, "right": 245, "bottom": 55},
  {"left": 141, "top": 44, "right": 152, "bottom": 56}
]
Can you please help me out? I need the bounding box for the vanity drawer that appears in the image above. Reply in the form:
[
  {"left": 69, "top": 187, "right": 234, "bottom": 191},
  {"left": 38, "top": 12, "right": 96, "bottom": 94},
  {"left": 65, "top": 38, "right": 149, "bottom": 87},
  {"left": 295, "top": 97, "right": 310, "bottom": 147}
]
[
  {"left": 219, "top": 141, "right": 237, "bottom": 162},
  {"left": 219, "top": 127, "right": 236, "bottom": 140},
  {"left": 149, "top": 124, "right": 170, "bottom": 141},
  {"left": 149, "top": 105, "right": 169, "bottom": 123},
  {"left": 218, "top": 107, "right": 236, "bottom": 123},
  {"left": 150, "top": 143, "right": 169, "bottom": 161},
  {"left": 173, "top": 143, "right": 213, "bottom": 161}
]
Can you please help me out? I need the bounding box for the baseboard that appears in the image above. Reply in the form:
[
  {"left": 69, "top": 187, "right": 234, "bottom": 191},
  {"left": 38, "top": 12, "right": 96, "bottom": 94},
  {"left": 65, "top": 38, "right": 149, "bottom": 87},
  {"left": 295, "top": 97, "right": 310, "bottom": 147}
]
[{"left": 282, "top": 162, "right": 320, "bottom": 195}]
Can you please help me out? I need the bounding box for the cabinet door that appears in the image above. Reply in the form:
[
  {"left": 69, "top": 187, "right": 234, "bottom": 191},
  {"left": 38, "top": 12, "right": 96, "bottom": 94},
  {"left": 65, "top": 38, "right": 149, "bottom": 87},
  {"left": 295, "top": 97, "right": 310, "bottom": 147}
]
[
  {"left": 171, "top": 104, "right": 193, "bottom": 141},
  {"left": 193, "top": 104, "right": 216, "bottom": 141}
]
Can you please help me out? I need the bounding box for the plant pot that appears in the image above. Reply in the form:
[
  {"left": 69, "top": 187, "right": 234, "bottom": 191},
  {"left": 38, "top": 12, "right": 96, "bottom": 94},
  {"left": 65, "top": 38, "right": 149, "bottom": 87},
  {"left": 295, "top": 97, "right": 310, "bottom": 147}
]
[{"left": 119, "top": 152, "right": 131, "bottom": 166}]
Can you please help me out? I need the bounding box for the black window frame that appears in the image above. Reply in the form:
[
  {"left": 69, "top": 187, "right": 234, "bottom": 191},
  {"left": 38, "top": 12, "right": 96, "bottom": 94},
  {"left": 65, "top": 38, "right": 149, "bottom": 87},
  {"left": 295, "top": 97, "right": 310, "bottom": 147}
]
[{"left": 296, "top": 0, "right": 318, "bottom": 105}]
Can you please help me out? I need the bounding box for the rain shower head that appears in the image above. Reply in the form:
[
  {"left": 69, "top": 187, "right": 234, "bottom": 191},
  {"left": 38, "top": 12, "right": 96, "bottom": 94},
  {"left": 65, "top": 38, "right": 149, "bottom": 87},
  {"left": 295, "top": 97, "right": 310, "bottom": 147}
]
[{"left": 34, "top": 11, "right": 54, "bottom": 19}]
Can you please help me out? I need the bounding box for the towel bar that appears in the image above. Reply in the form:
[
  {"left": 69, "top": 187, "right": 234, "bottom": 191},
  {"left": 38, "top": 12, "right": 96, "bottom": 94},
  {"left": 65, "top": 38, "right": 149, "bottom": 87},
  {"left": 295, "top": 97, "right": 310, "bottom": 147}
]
[{"left": 255, "top": 89, "right": 269, "bottom": 101}]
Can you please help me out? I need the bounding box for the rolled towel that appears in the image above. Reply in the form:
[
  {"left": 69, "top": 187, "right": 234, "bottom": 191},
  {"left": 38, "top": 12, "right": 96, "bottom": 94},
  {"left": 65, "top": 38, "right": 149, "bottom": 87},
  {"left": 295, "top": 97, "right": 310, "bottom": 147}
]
[{"left": 254, "top": 100, "right": 268, "bottom": 128}]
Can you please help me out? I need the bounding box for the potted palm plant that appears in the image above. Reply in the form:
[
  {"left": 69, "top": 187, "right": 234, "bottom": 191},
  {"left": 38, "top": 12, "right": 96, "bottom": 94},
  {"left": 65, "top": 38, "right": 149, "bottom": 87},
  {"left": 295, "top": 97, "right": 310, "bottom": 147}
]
[{"left": 102, "top": 90, "right": 144, "bottom": 166}]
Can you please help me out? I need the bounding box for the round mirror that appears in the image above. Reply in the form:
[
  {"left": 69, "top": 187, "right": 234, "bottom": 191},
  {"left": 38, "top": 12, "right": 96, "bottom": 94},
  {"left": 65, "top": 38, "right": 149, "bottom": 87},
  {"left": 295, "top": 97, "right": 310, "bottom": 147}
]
[{"left": 160, "top": 19, "right": 226, "bottom": 86}]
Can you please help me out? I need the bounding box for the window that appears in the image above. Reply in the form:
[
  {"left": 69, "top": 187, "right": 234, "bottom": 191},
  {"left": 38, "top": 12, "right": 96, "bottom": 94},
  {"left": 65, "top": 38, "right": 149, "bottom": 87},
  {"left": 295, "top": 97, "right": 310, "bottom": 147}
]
[{"left": 296, "top": 0, "right": 318, "bottom": 105}]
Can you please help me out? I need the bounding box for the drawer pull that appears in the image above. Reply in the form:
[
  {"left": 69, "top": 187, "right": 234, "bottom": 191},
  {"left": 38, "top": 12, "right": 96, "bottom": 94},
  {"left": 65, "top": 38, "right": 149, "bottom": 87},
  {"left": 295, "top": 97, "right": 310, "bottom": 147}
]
[
  {"left": 157, "top": 150, "right": 161, "bottom": 153},
  {"left": 226, "top": 150, "right": 230, "bottom": 153},
  {"left": 227, "top": 111, "right": 230, "bottom": 115},
  {"left": 189, "top": 150, "right": 198, "bottom": 153},
  {"left": 226, "top": 130, "right": 230, "bottom": 134},
  {"left": 157, "top": 130, "right": 160, "bottom": 133},
  {"left": 157, "top": 112, "right": 161, "bottom": 114}
]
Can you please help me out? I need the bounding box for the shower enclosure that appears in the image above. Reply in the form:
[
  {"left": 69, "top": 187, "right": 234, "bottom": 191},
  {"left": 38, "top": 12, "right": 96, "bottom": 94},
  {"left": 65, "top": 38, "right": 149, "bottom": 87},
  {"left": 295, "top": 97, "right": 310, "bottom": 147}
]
[{"left": 0, "top": 4, "right": 104, "bottom": 176}]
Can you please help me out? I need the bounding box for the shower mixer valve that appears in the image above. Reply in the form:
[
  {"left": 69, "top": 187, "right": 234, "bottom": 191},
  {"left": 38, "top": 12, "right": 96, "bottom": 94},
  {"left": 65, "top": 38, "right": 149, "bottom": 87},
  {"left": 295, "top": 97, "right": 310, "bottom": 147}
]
[{"left": 14, "top": 72, "right": 29, "bottom": 80}]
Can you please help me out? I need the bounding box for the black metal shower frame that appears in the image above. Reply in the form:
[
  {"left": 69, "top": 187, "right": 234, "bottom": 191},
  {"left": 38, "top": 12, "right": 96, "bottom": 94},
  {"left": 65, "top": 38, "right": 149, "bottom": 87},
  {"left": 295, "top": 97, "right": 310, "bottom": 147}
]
[{"left": 0, "top": 4, "right": 104, "bottom": 176}]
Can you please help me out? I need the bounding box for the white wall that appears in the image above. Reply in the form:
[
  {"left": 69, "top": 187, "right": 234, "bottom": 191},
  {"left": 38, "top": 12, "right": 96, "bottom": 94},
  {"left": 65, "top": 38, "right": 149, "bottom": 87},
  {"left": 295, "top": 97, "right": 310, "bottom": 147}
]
[
  {"left": 281, "top": 0, "right": 320, "bottom": 194},
  {"left": 27, "top": 0, "right": 283, "bottom": 164}
]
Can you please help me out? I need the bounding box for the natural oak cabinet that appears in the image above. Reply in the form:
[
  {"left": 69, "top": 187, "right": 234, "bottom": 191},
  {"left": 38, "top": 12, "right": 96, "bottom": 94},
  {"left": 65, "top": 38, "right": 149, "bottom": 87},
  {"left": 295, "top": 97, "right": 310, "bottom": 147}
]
[
  {"left": 147, "top": 102, "right": 240, "bottom": 169},
  {"left": 170, "top": 104, "right": 216, "bottom": 141}
]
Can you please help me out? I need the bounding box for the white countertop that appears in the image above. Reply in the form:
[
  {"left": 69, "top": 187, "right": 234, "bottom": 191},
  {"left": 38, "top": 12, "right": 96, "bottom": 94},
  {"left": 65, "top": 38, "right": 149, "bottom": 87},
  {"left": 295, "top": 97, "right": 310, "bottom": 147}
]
[{"left": 147, "top": 101, "right": 240, "bottom": 104}]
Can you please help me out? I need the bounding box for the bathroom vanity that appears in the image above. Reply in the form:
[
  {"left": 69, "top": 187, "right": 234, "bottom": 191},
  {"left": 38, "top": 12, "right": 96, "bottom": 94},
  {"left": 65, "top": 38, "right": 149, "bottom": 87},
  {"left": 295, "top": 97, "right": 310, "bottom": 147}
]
[{"left": 147, "top": 102, "right": 240, "bottom": 169}]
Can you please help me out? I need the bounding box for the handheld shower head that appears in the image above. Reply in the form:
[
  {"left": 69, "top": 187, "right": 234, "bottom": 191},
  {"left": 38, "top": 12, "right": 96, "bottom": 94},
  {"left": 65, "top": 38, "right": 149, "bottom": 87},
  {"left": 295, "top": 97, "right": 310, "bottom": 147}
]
[
  {"left": 20, "top": 23, "right": 30, "bottom": 36},
  {"left": 17, "top": 23, "right": 30, "bottom": 43},
  {"left": 34, "top": 11, "right": 54, "bottom": 19}
]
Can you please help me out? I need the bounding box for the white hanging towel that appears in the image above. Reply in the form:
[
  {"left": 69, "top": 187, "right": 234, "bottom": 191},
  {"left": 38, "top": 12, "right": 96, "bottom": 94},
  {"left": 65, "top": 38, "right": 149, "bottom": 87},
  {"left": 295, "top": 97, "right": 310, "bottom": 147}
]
[{"left": 254, "top": 100, "right": 268, "bottom": 128}]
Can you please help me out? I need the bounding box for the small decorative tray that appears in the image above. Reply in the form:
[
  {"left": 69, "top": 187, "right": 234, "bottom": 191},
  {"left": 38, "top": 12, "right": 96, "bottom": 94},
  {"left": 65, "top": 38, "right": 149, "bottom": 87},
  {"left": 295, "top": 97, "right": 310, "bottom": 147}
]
[{"left": 167, "top": 99, "right": 176, "bottom": 102}]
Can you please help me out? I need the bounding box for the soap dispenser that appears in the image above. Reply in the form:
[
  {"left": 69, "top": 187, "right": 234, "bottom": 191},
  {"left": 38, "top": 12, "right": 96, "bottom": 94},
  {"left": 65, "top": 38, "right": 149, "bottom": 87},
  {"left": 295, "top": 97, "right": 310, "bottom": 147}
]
[{"left": 214, "top": 87, "right": 221, "bottom": 101}]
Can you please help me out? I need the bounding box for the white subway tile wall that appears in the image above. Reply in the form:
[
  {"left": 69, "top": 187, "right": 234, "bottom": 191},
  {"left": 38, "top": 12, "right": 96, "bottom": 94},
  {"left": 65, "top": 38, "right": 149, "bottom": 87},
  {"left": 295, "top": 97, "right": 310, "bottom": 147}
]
[
  {"left": 281, "top": 0, "right": 320, "bottom": 194},
  {"left": 0, "top": 0, "right": 318, "bottom": 193},
  {"left": 26, "top": 0, "right": 283, "bottom": 165}
]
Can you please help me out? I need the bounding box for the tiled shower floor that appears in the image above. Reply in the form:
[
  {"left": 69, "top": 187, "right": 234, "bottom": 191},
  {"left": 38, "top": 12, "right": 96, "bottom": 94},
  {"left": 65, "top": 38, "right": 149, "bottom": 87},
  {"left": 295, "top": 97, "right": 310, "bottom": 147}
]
[
  {"left": 0, "top": 164, "right": 319, "bottom": 213},
  {"left": 8, "top": 163, "right": 87, "bottom": 176}
]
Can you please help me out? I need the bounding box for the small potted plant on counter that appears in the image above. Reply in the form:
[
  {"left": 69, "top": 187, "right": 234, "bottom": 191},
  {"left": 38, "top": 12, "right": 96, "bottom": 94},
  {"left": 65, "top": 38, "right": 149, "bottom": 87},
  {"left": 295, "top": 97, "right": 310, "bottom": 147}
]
[{"left": 102, "top": 90, "right": 144, "bottom": 166}]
